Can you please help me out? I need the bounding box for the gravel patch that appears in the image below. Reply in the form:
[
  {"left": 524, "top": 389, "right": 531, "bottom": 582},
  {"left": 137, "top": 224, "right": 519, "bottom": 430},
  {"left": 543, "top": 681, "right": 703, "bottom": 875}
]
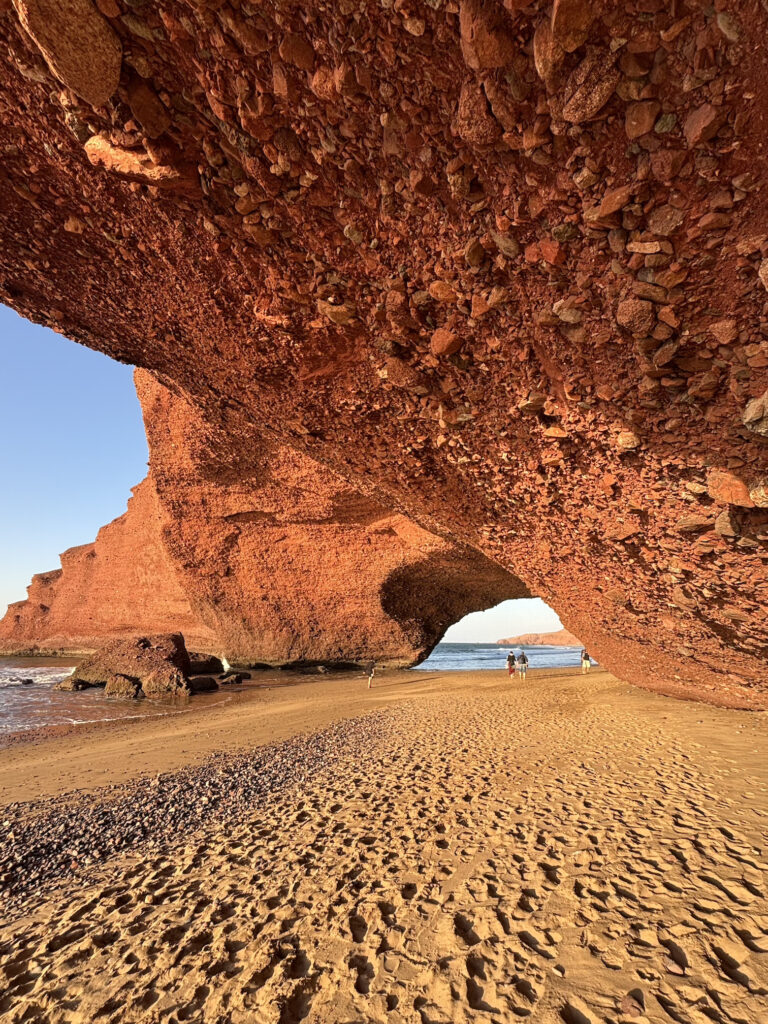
[{"left": 1, "top": 710, "right": 391, "bottom": 915}]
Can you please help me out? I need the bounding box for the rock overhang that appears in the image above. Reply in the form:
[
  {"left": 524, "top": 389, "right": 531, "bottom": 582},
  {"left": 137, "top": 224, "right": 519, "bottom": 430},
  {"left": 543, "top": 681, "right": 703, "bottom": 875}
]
[{"left": 0, "top": 0, "right": 766, "bottom": 706}]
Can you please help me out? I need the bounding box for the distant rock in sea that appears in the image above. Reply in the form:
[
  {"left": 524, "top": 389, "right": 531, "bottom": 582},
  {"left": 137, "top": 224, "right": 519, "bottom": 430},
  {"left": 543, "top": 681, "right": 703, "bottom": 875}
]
[{"left": 497, "top": 628, "right": 581, "bottom": 647}]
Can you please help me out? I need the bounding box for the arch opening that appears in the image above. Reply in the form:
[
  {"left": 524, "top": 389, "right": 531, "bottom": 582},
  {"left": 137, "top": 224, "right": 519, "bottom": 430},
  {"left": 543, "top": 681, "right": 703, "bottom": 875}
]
[{"left": 413, "top": 598, "right": 590, "bottom": 672}]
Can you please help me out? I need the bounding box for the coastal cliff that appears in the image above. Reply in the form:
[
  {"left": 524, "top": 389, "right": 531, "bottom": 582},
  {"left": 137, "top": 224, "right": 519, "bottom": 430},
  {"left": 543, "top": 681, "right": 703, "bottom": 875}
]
[
  {"left": 0, "top": 478, "right": 215, "bottom": 656},
  {"left": 0, "top": 1, "right": 767, "bottom": 705},
  {"left": 0, "top": 374, "right": 524, "bottom": 666},
  {"left": 497, "top": 629, "right": 581, "bottom": 647}
]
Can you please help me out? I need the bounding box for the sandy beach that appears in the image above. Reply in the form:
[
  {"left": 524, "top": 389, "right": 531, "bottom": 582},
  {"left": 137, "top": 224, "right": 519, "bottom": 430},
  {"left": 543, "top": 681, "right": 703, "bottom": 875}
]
[{"left": 1, "top": 667, "right": 767, "bottom": 1024}]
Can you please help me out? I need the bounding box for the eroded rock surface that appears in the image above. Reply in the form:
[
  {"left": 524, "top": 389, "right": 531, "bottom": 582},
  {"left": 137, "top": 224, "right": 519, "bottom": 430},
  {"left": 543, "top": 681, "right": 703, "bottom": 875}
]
[
  {"left": 56, "top": 632, "right": 191, "bottom": 698},
  {"left": 1, "top": 1, "right": 767, "bottom": 705},
  {"left": 1, "top": 377, "right": 521, "bottom": 667},
  {"left": 0, "top": 478, "right": 216, "bottom": 656},
  {"left": 136, "top": 370, "right": 522, "bottom": 667}
]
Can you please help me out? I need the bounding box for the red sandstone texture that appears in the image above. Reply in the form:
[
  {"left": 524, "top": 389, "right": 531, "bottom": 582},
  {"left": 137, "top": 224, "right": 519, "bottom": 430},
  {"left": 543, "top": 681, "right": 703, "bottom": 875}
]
[
  {"left": 1, "top": 1, "right": 767, "bottom": 706},
  {"left": 0, "top": 478, "right": 216, "bottom": 655},
  {"left": 136, "top": 370, "right": 522, "bottom": 667},
  {"left": 497, "top": 628, "right": 581, "bottom": 647}
]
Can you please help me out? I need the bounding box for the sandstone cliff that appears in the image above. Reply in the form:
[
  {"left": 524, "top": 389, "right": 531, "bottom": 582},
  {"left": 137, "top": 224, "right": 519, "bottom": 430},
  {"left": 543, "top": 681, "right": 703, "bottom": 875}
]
[
  {"left": 0, "top": 478, "right": 216, "bottom": 655},
  {"left": 497, "top": 629, "right": 581, "bottom": 647},
  {"left": 1, "top": 1, "right": 767, "bottom": 706},
  {"left": 137, "top": 370, "right": 524, "bottom": 667}
]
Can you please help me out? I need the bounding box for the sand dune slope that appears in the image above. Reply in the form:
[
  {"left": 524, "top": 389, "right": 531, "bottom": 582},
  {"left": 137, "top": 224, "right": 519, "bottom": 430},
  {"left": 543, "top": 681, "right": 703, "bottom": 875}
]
[{"left": 1, "top": 671, "right": 767, "bottom": 1023}]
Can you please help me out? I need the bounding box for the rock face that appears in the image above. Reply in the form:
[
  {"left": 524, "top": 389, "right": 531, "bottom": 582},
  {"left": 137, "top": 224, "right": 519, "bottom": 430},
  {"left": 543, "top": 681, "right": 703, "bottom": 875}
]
[
  {"left": 1, "top": 2, "right": 767, "bottom": 706},
  {"left": 497, "top": 629, "right": 581, "bottom": 647},
  {"left": 0, "top": 376, "right": 523, "bottom": 668},
  {"left": 0, "top": 478, "right": 216, "bottom": 655},
  {"left": 57, "top": 633, "right": 191, "bottom": 698},
  {"left": 136, "top": 371, "right": 523, "bottom": 667}
]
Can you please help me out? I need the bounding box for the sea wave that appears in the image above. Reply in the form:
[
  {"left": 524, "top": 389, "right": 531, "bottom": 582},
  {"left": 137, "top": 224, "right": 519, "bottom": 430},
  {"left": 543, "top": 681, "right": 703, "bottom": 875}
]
[{"left": 0, "top": 666, "right": 75, "bottom": 689}]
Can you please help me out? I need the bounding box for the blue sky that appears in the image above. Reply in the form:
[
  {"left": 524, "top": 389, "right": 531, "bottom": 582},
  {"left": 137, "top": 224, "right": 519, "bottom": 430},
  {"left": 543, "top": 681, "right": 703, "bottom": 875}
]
[
  {"left": 443, "top": 598, "right": 561, "bottom": 643},
  {"left": 0, "top": 305, "right": 561, "bottom": 639},
  {"left": 0, "top": 306, "right": 149, "bottom": 613}
]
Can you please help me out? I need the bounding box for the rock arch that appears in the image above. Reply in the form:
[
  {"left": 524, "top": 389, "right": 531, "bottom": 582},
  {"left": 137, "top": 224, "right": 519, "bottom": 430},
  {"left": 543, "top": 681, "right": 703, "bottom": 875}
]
[{"left": 0, "top": 1, "right": 766, "bottom": 705}]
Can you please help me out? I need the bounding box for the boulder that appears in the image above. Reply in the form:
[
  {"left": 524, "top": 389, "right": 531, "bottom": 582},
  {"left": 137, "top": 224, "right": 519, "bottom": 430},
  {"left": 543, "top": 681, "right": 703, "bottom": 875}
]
[
  {"left": 219, "top": 672, "right": 247, "bottom": 685},
  {"left": 187, "top": 675, "right": 219, "bottom": 694},
  {"left": 104, "top": 673, "right": 142, "bottom": 698},
  {"left": 188, "top": 653, "right": 225, "bottom": 675},
  {"left": 57, "top": 634, "right": 192, "bottom": 698}
]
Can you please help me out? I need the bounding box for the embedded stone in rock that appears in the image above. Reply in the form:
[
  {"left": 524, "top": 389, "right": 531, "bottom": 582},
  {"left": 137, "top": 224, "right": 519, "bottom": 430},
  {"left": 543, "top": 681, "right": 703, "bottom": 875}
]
[
  {"left": 616, "top": 299, "right": 655, "bottom": 336},
  {"left": 551, "top": 0, "right": 596, "bottom": 53},
  {"left": 647, "top": 205, "right": 685, "bottom": 236},
  {"left": 12, "top": 0, "right": 121, "bottom": 107},
  {"left": 58, "top": 633, "right": 192, "bottom": 698},
  {"left": 126, "top": 77, "right": 171, "bottom": 139},
  {"left": 743, "top": 391, "right": 768, "bottom": 436},
  {"left": 278, "top": 33, "right": 315, "bottom": 71},
  {"left": 625, "top": 101, "right": 661, "bottom": 140},
  {"left": 84, "top": 137, "right": 199, "bottom": 194},
  {"left": 519, "top": 392, "right": 546, "bottom": 414},
  {"left": 683, "top": 104, "right": 723, "bottom": 147},
  {"left": 714, "top": 509, "right": 739, "bottom": 538},
  {"left": 615, "top": 431, "right": 640, "bottom": 454},
  {"left": 453, "top": 79, "right": 501, "bottom": 145},
  {"left": 459, "top": 0, "right": 515, "bottom": 71},
  {"left": 706, "top": 469, "right": 755, "bottom": 508},
  {"left": 562, "top": 49, "right": 619, "bottom": 124},
  {"left": 533, "top": 17, "right": 565, "bottom": 85},
  {"left": 431, "top": 328, "right": 462, "bottom": 357}
]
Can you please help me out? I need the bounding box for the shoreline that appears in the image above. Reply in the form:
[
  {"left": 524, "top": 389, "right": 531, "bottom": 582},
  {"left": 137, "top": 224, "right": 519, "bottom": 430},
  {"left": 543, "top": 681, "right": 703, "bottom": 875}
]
[
  {"left": 2, "top": 666, "right": 767, "bottom": 1023},
  {"left": 0, "top": 666, "right": 604, "bottom": 805}
]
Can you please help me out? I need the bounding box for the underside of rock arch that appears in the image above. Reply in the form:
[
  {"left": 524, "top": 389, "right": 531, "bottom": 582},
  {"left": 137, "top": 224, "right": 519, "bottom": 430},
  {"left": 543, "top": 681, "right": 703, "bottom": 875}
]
[{"left": 1, "top": 0, "right": 767, "bottom": 706}]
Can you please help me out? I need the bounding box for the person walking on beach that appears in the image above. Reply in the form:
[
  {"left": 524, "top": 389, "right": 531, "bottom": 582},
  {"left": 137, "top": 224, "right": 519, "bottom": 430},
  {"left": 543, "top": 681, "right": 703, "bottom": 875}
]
[
  {"left": 506, "top": 650, "right": 516, "bottom": 677},
  {"left": 516, "top": 650, "right": 528, "bottom": 680},
  {"left": 581, "top": 650, "right": 591, "bottom": 674}
]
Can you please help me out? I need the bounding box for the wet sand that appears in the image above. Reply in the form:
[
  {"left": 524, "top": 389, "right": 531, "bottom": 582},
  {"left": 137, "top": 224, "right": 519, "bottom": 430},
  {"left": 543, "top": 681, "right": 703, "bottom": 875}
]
[{"left": 1, "top": 667, "right": 766, "bottom": 1023}]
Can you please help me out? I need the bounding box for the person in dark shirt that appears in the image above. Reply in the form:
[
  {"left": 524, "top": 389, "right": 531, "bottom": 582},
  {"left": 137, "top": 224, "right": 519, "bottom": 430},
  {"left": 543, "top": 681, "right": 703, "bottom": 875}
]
[
  {"left": 581, "top": 650, "right": 591, "bottom": 674},
  {"left": 506, "top": 651, "right": 516, "bottom": 677},
  {"left": 516, "top": 650, "right": 529, "bottom": 679}
]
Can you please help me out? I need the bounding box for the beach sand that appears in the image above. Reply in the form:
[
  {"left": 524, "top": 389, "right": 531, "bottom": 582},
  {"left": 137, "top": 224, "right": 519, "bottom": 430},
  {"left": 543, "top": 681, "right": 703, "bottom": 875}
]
[{"left": 1, "top": 667, "right": 766, "bottom": 1023}]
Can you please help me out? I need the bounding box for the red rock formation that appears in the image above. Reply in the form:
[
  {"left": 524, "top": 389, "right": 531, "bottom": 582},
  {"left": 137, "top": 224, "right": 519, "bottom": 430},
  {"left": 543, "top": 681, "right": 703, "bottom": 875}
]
[
  {"left": 1, "top": 2, "right": 767, "bottom": 706},
  {"left": 137, "top": 370, "right": 523, "bottom": 667},
  {"left": 497, "top": 628, "right": 581, "bottom": 647},
  {"left": 57, "top": 632, "right": 192, "bottom": 698},
  {"left": 0, "top": 376, "right": 522, "bottom": 666},
  {"left": 0, "top": 478, "right": 216, "bottom": 655}
]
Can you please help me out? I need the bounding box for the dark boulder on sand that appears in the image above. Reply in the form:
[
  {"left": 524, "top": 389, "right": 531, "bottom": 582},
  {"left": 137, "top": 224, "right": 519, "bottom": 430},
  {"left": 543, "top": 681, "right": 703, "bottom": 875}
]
[
  {"left": 188, "top": 675, "right": 219, "bottom": 694},
  {"left": 56, "top": 633, "right": 192, "bottom": 698},
  {"left": 188, "top": 653, "right": 225, "bottom": 675},
  {"left": 219, "top": 671, "right": 248, "bottom": 685}
]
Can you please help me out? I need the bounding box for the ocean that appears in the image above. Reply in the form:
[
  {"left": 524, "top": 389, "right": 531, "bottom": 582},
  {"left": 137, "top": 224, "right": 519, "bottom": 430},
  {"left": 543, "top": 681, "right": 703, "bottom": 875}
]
[
  {"left": 414, "top": 642, "right": 587, "bottom": 671},
  {"left": 0, "top": 657, "right": 228, "bottom": 739},
  {"left": 0, "top": 644, "right": 588, "bottom": 740}
]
